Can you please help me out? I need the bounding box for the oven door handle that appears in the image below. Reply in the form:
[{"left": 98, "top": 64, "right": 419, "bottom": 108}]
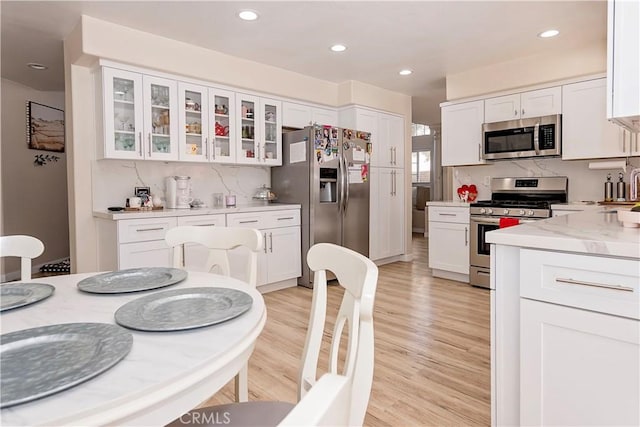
[{"left": 470, "top": 216, "right": 535, "bottom": 225}]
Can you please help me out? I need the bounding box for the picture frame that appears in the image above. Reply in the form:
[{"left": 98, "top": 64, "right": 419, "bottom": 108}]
[
  {"left": 27, "top": 101, "right": 65, "bottom": 152},
  {"left": 134, "top": 186, "right": 151, "bottom": 203}
]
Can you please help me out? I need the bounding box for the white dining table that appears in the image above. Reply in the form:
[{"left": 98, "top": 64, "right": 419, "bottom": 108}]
[{"left": 0, "top": 271, "right": 266, "bottom": 427}]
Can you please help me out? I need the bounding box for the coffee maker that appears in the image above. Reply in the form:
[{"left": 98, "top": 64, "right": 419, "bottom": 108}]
[{"left": 165, "top": 176, "right": 192, "bottom": 209}]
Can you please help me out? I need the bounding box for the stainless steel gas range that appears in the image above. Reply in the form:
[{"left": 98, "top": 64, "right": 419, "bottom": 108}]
[{"left": 469, "top": 176, "right": 568, "bottom": 288}]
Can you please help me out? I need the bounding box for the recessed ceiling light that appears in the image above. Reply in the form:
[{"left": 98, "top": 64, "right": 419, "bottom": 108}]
[
  {"left": 330, "top": 44, "right": 347, "bottom": 52},
  {"left": 238, "top": 10, "right": 259, "bottom": 21},
  {"left": 399, "top": 69, "right": 413, "bottom": 76},
  {"left": 27, "top": 62, "right": 48, "bottom": 70},
  {"left": 538, "top": 29, "right": 560, "bottom": 38}
]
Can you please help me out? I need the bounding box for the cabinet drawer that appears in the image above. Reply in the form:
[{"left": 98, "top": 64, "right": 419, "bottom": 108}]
[
  {"left": 177, "top": 214, "right": 225, "bottom": 227},
  {"left": 227, "top": 209, "right": 300, "bottom": 229},
  {"left": 118, "top": 217, "right": 177, "bottom": 243},
  {"left": 226, "top": 212, "right": 268, "bottom": 229},
  {"left": 263, "top": 209, "right": 300, "bottom": 229},
  {"left": 428, "top": 206, "right": 470, "bottom": 224},
  {"left": 520, "top": 249, "right": 640, "bottom": 320}
]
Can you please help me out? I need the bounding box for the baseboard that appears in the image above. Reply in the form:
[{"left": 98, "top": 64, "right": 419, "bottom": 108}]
[
  {"left": 1, "top": 257, "right": 69, "bottom": 282},
  {"left": 412, "top": 227, "right": 425, "bottom": 233},
  {"left": 257, "top": 278, "right": 298, "bottom": 294},
  {"left": 373, "top": 253, "right": 412, "bottom": 266},
  {"left": 431, "top": 269, "right": 469, "bottom": 284}
]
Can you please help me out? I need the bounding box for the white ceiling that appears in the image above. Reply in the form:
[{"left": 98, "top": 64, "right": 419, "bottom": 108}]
[{"left": 1, "top": 1, "right": 607, "bottom": 125}]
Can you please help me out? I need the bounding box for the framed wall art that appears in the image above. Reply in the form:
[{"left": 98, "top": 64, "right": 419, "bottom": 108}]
[{"left": 27, "top": 101, "right": 65, "bottom": 152}]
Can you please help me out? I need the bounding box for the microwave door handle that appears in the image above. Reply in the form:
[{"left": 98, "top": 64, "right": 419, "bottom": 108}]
[{"left": 533, "top": 122, "right": 540, "bottom": 154}]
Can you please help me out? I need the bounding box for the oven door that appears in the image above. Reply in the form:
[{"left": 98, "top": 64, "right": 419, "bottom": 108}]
[{"left": 470, "top": 217, "right": 500, "bottom": 268}]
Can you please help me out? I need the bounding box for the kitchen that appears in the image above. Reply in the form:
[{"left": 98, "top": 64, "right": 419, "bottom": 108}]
[{"left": 1, "top": 1, "right": 639, "bottom": 426}]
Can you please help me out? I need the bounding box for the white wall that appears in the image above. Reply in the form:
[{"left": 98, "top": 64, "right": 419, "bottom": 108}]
[
  {"left": 1, "top": 79, "right": 69, "bottom": 280},
  {"left": 65, "top": 16, "right": 413, "bottom": 272},
  {"left": 451, "top": 157, "right": 640, "bottom": 202}
]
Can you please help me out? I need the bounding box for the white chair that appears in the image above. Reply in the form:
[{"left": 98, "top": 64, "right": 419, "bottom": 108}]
[
  {"left": 165, "top": 225, "right": 263, "bottom": 403},
  {"left": 0, "top": 235, "right": 45, "bottom": 281},
  {"left": 168, "top": 242, "right": 379, "bottom": 427}
]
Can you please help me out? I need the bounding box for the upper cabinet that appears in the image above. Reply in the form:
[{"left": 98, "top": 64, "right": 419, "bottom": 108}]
[
  {"left": 607, "top": 0, "right": 640, "bottom": 132},
  {"left": 177, "top": 82, "right": 209, "bottom": 162},
  {"left": 282, "top": 102, "right": 338, "bottom": 128},
  {"left": 562, "top": 78, "right": 636, "bottom": 159},
  {"left": 209, "top": 88, "right": 237, "bottom": 164},
  {"left": 142, "top": 75, "right": 179, "bottom": 160},
  {"left": 441, "top": 100, "right": 485, "bottom": 166},
  {"left": 235, "top": 94, "right": 282, "bottom": 166},
  {"left": 484, "top": 87, "right": 562, "bottom": 123}
]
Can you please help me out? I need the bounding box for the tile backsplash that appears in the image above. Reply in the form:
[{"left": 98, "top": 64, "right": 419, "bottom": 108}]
[
  {"left": 453, "top": 157, "right": 640, "bottom": 202},
  {"left": 92, "top": 160, "right": 270, "bottom": 210}
]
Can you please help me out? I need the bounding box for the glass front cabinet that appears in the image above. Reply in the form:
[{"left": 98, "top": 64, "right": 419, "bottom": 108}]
[
  {"left": 178, "top": 82, "right": 208, "bottom": 162},
  {"left": 142, "top": 75, "right": 179, "bottom": 161},
  {"left": 209, "top": 88, "right": 236, "bottom": 164},
  {"left": 236, "top": 94, "right": 282, "bottom": 166}
]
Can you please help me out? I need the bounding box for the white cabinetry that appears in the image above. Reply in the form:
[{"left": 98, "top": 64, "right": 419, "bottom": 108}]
[
  {"left": 177, "top": 82, "right": 209, "bottom": 162},
  {"left": 96, "top": 216, "right": 177, "bottom": 270},
  {"left": 236, "top": 94, "right": 282, "bottom": 165},
  {"left": 340, "top": 107, "right": 406, "bottom": 261},
  {"left": 282, "top": 102, "right": 338, "bottom": 128},
  {"left": 519, "top": 249, "right": 640, "bottom": 426},
  {"left": 484, "top": 87, "right": 562, "bottom": 123},
  {"left": 441, "top": 100, "right": 485, "bottom": 166},
  {"left": 227, "top": 209, "right": 301, "bottom": 289},
  {"left": 209, "top": 88, "right": 237, "bottom": 164},
  {"left": 428, "top": 205, "right": 469, "bottom": 282},
  {"left": 607, "top": 0, "right": 640, "bottom": 131},
  {"left": 176, "top": 214, "right": 226, "bottom": 271},
  {"left": 562, "top": 78, "right": 635, "bottom": 159},
  {"left": 142, "top": 75, "right": 179, "bottom": 161}
]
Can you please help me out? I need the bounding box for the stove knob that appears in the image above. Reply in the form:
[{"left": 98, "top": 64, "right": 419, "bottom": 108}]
[
  {"left": 503, "top": 209, "right": 510, "bottom": 215},
  {"left": 487, "top": 209, "right": 493, "bottom": 215},
  {"left": 519, "top": 209, "right": 525, "bottom": 215},
  {"left": 528, "top": 210, "right": 535, "bottom": 216},
  {"left": 480, "top": 208, "right": 486, "bottom": 214}
]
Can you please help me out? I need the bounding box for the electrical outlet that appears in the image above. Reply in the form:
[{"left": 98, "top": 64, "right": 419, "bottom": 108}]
[{"left": 483, "top": 176, "right": 491, "bottom": 186}]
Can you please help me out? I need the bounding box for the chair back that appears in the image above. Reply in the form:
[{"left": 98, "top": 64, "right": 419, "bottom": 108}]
[
  {"left": 164, "top": 226, "right": 262, "bottom": 287},
  {"left": 0, "top": 235, "right": 45, "bottom": 280},
  {"left": 299, "top": 243, "right": 378, "bottom": 426}
]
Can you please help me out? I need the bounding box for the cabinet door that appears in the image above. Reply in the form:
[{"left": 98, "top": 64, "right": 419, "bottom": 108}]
[
  {"left": 377, "top": 115, "right": 395, "bottom": 167},
  {"left": 608, "top": 0, "right": 640, "bottom": 129},
  {"left": 520, "top": 86, "right": 562, "bottom": 118},
  {"left": 236, "top": 93, "right": 259, "bottom": 165},
  {"left": 282, "top": 102, "right": 312, "bottom": 128},
  {"left": 311, "top": 107, "right": 338, "bottom": 127},
  {"left": 441, "top": 100, "right": 485, "bottom": 166},
  {"left": 520, "top": 298, "right": 639, "bottom": 426},
  {"left": 102, "top": 68, "right": 144, "bottom": 159},
  {"left": 428, "top": 221, "right": 469, "bottom": 274},
  {"left": 370, "top": 168, "right": 405, "bottom": 260},
  {"left": 142, "top": 75, "right": 179, "bottom": 160},
  {"left": 260, "top": 98, "right": 282, "bottom": 166},
  {"left": 118, "top": 240, "right": 172, "bottom": 269},
  {"left": 266, "top": 226, "right": 301, "bottom": 284},
  {"left": 562, "top": 78, "right": 626, "bottom": 159},
  {"left": 484, "top": 93, "right": 520, "bottom": 123},
  {"left": 176, "top": 215, "right": 226, "bottom": 271},
  {"left": 178, "top": 82, "right": 209, "bottom": 162},
  {"left": 209, "top": 88, "right": 236, "bottom": 164}
]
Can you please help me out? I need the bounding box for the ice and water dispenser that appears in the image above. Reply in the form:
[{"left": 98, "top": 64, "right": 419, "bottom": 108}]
[{"left": 319, "top": 168, "right": 337, "bottom": 203}]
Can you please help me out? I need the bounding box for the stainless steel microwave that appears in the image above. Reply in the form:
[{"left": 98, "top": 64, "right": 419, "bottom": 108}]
[{"left": 482, "top": 114, "right": 561, "bottom": 160}]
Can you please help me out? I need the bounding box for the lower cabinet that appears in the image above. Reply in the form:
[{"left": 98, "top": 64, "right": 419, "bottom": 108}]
[
  {"left": 428, "top": 205, "right": 470, "bottom": 281},
  {"left": 226, "top": 209, "right": 301, "bottom": 289},
  {"left": 370, "top": 167, "right": 404, "bottom": 260},
  {"left": 177, "top": 214, "right": 226, "bottom": 271}
]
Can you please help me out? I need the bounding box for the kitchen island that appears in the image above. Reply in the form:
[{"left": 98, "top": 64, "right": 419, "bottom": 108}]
[{"left": 487, "top": 208, "right": 639, "bottom": 426}]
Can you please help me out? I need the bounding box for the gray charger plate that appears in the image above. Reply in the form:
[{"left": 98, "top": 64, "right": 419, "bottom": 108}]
[
  {"left": 77, "top": 267, "right": 188, "bottom": 294},
  {"left": 0, "top": 283, "right": 55, "bottom": 312},
  {"left": 0, "top": 322, "right": 133, "bottom": 408},
  {"left": 115, "top": 287, "right": 253, "bottom": 332}
]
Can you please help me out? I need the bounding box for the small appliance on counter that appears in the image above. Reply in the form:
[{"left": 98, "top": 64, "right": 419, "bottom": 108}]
[
  {"left": 604, "top": 173, "right": 614, "bottom": 202},
  {"left": 252, "top": 185, "right": 277, "bottom": 202},
  {"left": 616, "top": 172, "right": 627, "bottom": 201},
  {"left": 165, "top": 176, "right": 192, "bottom": 209}
]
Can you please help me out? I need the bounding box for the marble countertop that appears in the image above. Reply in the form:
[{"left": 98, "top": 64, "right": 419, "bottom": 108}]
[
  {"left": 551, "top": 202, "right": 613, "bottom": 211},
  {"left": 426, "top": 201, "right": 470, "bottom": 208},
  {"left": 94, "top": 202, "right": 301, "bottom": 220},
  {"left": 487, "top": 208, "right": 640, "bottom": 259}
]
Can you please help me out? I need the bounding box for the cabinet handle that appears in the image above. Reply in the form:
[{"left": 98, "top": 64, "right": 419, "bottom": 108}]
[
  {"left": 195, "top": 223, "right": 217, "bottom": 227},
  {"left": 521, "top": 108, "right": 525, "bottom": 116},
  {"left": 138, "top": 132, "right": 143, "bottom": 156},
  {"left": 389, "top": 147, "right": 393, "bottom": 166},
  {"left": 438, "top": 213, "right": 456, "bottom": 216},
  {"left": 478, "top": 143, "right": 482, "bottom": 161},
  {"left": 464, "top": 227, "right": 468, "bottom": 246},
  {"left": 181, "top": 244, "right": 186, "bottom": 268},
  {"left": 204, "top": 137, "right": 208, "bottom": 158},
  {"left": 269, "top": 232, "right": 273, "bottom": 253},
  {"left": 514, "top": 110, "right": 518, "bottom": 117},
  {"left": 239, "top": 220, "right": 259, "bottom": 224},
  {"left": 555, "top": 277, "right": 634, "bottom": 292},
  {"left": 390, "top": 171, "right": 394, "bottom": 196},
  {"left": 393, "top": 147, "right": 397, "bottom": 165},
  {"left": 622, "top": 129, "right": 627, "bottom": 152},
  {"left": 277, "top": 217, "right": 294, "bottom": 221},
  {"left": 148, "top": 133, "right": 152, "bottom": 157},
  {"left": 263, "top": 233, "right": 267, "bottom": 254},
  {"left": 136, "top": 227, "right": 164, "bottom": 232}
]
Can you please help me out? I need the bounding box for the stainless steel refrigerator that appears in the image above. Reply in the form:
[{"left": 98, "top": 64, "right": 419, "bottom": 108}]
[{"left": 271, "top": 126, "right": 371, "bottom": 287}]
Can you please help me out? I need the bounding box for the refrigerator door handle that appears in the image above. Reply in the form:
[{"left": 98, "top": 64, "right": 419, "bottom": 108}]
[
  {"left": 338, "top": 154, "right": 344, "bottom": 212},
  {"left": 343, "top": 155, "right": 350, "bottom": 212}
]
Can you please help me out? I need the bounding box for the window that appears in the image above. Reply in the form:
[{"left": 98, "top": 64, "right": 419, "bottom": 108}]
[
  {"left": 411, "top": 151, "right": 430, "bottom": 183},
  {"left": 411, "top": 123, "right": 431, "bottom": 137}
]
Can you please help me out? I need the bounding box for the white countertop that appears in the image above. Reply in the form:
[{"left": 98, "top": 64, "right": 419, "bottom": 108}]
[
  {"left": 94, "top": 202, "right": 301, "bottom": 220},
  {"left": 551, "top": 202, "right": 614, "bottom": 211},
  {"left": 426, "top": 201, "right": 470, "bottom": 208},
  {"left": 486, "top": 208, "right": 640, "bottom": 259}
]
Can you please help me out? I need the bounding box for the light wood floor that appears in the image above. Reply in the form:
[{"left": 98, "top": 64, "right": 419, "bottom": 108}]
[{"left": 203, "top": 234, "right": 491, "bottom": 426}]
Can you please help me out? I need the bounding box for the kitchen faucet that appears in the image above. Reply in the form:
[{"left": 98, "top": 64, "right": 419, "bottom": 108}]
[{"left": 630, "top": 168, "right": 640, "bottom": 202}]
